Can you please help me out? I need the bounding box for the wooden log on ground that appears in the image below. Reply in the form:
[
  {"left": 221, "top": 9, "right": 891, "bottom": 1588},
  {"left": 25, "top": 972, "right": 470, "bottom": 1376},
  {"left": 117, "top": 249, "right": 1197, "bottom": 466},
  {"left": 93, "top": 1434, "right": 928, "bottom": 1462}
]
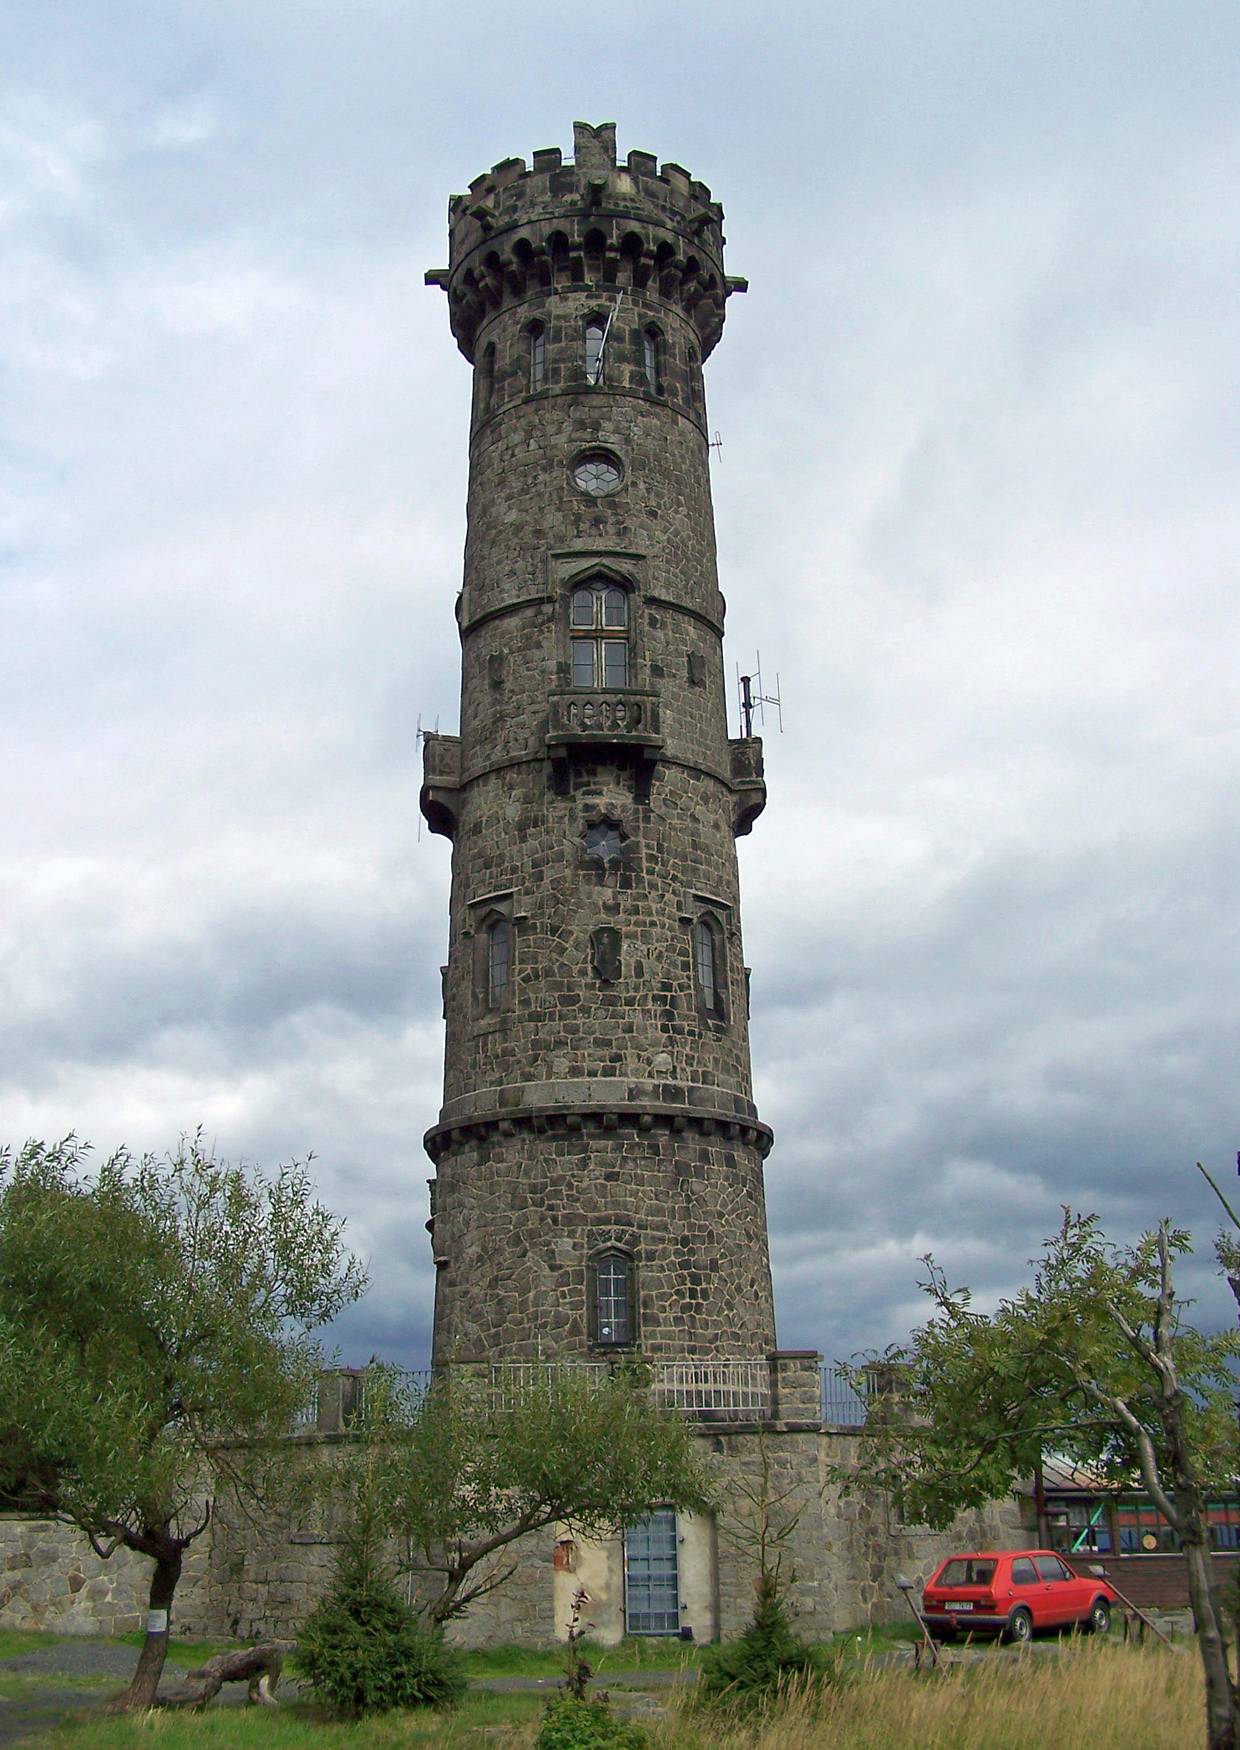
[{"left": 156, "top": 1641, "right": 287, "bottom": 1708}]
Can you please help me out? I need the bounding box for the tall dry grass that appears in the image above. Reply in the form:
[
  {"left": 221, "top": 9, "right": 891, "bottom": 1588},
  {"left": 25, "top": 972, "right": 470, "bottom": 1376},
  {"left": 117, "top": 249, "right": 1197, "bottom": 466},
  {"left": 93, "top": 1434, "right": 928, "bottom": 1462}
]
[{"left": 653, "top": 1639, "right": 1203, "bottom": 1750}]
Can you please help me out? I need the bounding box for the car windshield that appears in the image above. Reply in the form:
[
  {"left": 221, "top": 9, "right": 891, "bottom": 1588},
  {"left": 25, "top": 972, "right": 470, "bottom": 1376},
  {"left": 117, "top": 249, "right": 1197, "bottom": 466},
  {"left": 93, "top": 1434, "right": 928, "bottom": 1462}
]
[{"left": 936, "top": 1559, "right": 996, "bottom": 1587}]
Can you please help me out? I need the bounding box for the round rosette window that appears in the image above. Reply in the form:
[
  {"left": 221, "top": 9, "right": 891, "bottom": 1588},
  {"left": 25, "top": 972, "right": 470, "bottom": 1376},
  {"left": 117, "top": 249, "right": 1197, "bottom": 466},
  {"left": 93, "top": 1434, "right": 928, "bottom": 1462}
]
[{"left": 571, "top": 450, "right": 624, "bottom": 496}]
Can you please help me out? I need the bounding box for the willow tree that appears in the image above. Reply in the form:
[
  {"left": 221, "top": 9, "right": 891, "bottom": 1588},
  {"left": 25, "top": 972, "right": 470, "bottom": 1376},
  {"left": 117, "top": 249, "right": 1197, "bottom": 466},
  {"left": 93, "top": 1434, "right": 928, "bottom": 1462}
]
[
  {"left": 0, "top": 1136, "right": 365, "bottom": 1710},
  {"left": 320, "top": 1364, "right": 712, "bottom": 1628}
]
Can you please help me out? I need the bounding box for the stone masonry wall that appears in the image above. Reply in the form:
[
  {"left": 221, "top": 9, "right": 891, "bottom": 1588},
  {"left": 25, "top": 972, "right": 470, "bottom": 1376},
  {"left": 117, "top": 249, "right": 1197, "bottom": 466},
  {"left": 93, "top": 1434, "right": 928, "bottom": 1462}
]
[
  {"left": 0, "top": 1515, "right": 212, "bottom": 1638},
  {"left": 431, "top": 1129, "right": 774, "bottom": 1363},
  {"left": 0, "top": 1414, "right": 1028, "bottom": 1645},
  {"left": 442, "top": 760, "right": 757, "bottom": 1106},
  {"left": 0, "top": 1422, "right": 1028, "bottom": 1644}
]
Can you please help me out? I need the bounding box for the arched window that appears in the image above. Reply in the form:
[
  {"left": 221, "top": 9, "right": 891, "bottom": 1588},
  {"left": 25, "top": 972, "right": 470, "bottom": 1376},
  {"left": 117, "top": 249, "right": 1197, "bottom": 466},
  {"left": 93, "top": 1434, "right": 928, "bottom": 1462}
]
[
  {"left": 485, "top": 914, "right": 510, "bottom": 1010},
  {"left": 469, "top": 893, "right": 518, "bottom": 1021},
  {"left": 570, "top": 580, "right": 628, "bottom": 688},
  {"left": 693, "top": 914, "right": 726, "bottom": 1020},
  {"left": 528, "top": 322, "right": 546, "bottom": 389},
  {"left": 642, "top": 326, "right": 661, "bottom": 388},
  {"left": 584, "top": 317, "right": 607, "bottom": 385},
  {"left": 591, "top": 1250, "right": 634, "bottom": 1345}
]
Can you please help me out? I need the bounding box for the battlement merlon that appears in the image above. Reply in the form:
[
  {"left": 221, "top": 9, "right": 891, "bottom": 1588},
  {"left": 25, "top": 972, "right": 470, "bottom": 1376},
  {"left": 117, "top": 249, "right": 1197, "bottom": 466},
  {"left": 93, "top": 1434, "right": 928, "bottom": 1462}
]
[{"left": 423, "top": 121, "right": 748, "bottom": 364}]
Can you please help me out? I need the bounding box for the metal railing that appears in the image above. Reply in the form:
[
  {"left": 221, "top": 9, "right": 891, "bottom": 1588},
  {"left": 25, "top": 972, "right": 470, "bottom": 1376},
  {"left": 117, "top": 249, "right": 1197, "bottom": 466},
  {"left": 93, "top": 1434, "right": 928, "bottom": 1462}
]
[
  {"left": 821, "top": 1365, "right": 870, "bottom": 1428},
  {"left": 486, "top": 1359, "right": 770, "bottom": 1417},
  {"left": 292, "top": 1381, "right": 320, "bottom": 1429},
  {"left": 294, "top": 1368, "right": 433, "bottom": 1432},
  {"left": 655, "top": 1360, "right": 770, "bottom": 1416},
  {"left": 303, "top": 1362, "right": 882, "bottom": 1429}
]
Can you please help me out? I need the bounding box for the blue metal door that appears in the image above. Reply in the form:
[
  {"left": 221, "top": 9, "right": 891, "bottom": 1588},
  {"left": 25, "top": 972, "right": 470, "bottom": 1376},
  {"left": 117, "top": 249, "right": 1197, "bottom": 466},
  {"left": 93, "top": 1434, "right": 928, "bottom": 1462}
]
[{"left": 624, "top": 1509, "right": 679, "bottom": 1634}]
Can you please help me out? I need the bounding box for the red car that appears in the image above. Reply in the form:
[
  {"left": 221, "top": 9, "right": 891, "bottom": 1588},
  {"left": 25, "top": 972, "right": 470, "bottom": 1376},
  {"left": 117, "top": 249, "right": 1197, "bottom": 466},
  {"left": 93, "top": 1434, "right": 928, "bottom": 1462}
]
[{"left": 922, "top": 1549, "right": 1117, "bottom": 1644}]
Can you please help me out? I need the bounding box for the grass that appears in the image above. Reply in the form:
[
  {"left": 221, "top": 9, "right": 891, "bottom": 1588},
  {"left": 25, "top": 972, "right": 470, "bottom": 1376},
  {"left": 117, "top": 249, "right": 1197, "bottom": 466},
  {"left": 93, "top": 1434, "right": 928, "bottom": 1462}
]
[
  {"left": 35, "top": 1689, "right": 548, "bottom": 1746},
  {"left": 0, "top": 1672, "right": 116, "bottom": 1702},
  {"left": 454, "top": 1622, "right": 916, "bottom": 1677},
  {"left": 114, "top": 1633, "right": 240, "bottom": 1665},
  {"left": 829, "top": 1619, "right": 921, "bottom": 1657},
  {"left": 23, "top": 1637, "right": 1204, "bottom": 1749},
  {"left": 458, "top": 1634, "right": 703, "bottom": 1678},
  {"left": 664, "top": 1638, "right": 1202, "bottom": 1750},
  {"left": 0, "top": 1629, "right": 235, "bottom": 1666}
]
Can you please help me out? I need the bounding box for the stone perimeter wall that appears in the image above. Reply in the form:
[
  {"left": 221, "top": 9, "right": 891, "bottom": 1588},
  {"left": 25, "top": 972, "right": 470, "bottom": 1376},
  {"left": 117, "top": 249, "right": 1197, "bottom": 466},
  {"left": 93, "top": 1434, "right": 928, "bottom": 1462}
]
[
  {"left": 0, "top": 1516, "right": 213, "bottom": 1638},
  {"left": 0, "top": 1424, "right": 1024, "bottom": 1644}
]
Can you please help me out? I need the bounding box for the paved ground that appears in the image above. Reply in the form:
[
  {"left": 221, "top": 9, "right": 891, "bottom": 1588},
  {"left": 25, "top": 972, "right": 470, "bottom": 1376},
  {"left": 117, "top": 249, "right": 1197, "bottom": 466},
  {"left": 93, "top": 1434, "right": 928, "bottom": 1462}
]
[{"left": 0, "top": 1643, "right": 126, "bottom": 1747}]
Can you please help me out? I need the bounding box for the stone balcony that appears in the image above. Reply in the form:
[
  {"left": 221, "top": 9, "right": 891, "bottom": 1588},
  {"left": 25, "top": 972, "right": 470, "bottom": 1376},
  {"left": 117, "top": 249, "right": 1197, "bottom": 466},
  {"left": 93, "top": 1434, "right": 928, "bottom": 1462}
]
[
  {"left": 419, "top": 731, "right": 462, "bottom": 839},
  {"left": 728, "top": 735, "right": 767, "bottom": 836},
  {"left": 546, "top": 689, "right": 662, "bottom": 785}
]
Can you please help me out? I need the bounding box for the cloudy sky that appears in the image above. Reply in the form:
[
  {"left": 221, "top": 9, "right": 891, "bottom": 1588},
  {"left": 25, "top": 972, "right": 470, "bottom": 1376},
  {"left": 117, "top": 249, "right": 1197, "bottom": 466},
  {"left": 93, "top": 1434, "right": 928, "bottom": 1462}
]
[{"left": 3, "top": 1, "right": 1237, "bottom": 1371}]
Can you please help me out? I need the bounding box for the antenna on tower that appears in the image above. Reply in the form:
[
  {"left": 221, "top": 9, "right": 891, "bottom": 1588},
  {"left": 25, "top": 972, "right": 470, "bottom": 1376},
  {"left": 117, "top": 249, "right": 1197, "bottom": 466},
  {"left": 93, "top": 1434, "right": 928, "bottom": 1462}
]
[
  {"left": 594, "top": 288, "right": 626, "bottom": 381},
  {"left": 736, "top": 655, "right": 783, "bottom": 738},
  {"left": 709, "top": 430, "right": 724, "bottom": 460}
]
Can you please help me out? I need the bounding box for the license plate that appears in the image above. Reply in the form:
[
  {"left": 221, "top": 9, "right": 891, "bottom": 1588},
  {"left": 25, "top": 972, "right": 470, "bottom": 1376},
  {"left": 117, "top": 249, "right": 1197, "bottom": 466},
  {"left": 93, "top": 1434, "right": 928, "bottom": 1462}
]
[{"left": 944, "top": 1602, "right": 974, "bottom": 1612}]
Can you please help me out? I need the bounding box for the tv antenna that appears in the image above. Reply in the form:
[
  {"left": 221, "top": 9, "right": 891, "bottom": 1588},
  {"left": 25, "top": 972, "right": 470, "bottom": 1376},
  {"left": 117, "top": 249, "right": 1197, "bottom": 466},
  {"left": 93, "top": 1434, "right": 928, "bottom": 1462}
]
[
  {"left": 708, "top": 430, "right": 723, "bottom": 460},
  {"left": 737, "top": 655, "right": 783, "bottom": 738},
  {"left": 414, "top": 713, "right": 440, "bottom": 841}
]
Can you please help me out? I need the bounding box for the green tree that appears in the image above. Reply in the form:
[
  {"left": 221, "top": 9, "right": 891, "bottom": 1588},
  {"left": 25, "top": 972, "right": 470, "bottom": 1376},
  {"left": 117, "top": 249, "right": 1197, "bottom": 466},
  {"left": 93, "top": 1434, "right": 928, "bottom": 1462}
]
[
  {"left": 849, "top": 1211, "right": 1240, "bottom": 1750},
  {"left": 322, "top": 1364, "right": 712, "bottom": 1627},
  {"left": 0, "top": 1135, "right": 366, "bottom": 1710}
]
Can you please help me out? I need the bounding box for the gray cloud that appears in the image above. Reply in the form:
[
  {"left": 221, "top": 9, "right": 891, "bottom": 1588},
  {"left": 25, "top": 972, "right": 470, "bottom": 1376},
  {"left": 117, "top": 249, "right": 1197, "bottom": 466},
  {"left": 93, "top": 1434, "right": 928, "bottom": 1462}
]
[{"left": 3, "top": 1, "right": 1237, "bottom": 1374}]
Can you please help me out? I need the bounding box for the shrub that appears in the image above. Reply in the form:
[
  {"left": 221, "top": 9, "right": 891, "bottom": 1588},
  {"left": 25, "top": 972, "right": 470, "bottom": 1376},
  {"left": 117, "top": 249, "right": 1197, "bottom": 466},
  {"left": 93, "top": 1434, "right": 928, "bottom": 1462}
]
[
  {"left": 298, "top": 1570, "right": 465, "bottom": 1716},
  {"left": 537, "top": 1691, "right": 650, "bottom": 1748},
  {"left": 697, "top": 1574, "right": 832, "bottom": 1707}
]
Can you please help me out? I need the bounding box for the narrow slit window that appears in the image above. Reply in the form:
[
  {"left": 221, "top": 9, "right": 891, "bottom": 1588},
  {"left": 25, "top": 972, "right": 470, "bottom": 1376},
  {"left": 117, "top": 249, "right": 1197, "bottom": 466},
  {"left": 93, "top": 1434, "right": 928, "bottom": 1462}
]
[
  {"left": 477, "top": 341, "right": 496, "bottom": 417},
  {"left": 694, "top": 919, "right": 716, "bottom": 1011},
  {"left": 486, "top": 915, "right": 510, "bottom": 1009},
  {"left": 642, "top": 327, "right": 660, "bottom": 387},
  {"left": 694, "top": 915, "right": 726, "bottom": 1019},
  {"left": 585, "top": 318, "right": 606, "bottom": 385},
  {"left": 594, "top": 1252, "right": 632, "bottom": 1344},
  {"left": 529, "top": 322, "right": 546, "bottom": 389}
]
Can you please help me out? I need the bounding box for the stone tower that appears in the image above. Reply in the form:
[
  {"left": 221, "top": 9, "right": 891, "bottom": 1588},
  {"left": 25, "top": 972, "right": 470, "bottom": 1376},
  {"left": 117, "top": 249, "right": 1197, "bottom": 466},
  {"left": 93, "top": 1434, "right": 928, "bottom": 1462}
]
[{"left": 422, "top": 121, "right": 776, "bottom": 1375}]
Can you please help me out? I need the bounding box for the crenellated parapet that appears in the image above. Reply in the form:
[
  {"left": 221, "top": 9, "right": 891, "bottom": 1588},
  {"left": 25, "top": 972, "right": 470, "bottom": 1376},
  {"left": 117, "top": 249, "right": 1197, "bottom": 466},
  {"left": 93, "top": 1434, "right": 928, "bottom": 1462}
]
[{"left": 425, "top": 121, "right": 747, "bottom": 363}]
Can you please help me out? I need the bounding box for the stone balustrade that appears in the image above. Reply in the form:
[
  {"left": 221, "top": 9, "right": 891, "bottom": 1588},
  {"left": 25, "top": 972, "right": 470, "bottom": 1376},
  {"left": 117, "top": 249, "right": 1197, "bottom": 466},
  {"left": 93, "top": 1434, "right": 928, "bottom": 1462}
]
[{"left": 546, "top": 688, "right": 662, "bottom": 754}]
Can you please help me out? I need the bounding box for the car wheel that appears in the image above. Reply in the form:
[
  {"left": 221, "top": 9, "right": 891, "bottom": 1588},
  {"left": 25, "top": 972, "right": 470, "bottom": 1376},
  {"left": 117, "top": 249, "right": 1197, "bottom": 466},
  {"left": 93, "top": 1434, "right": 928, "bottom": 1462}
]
[
  {"left": 1087, "top": 1598, "right": 1112, "bottom": 1635},
  {"left": 1003, "top": 1606, "right": 1033, "bottom": 1646}
]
